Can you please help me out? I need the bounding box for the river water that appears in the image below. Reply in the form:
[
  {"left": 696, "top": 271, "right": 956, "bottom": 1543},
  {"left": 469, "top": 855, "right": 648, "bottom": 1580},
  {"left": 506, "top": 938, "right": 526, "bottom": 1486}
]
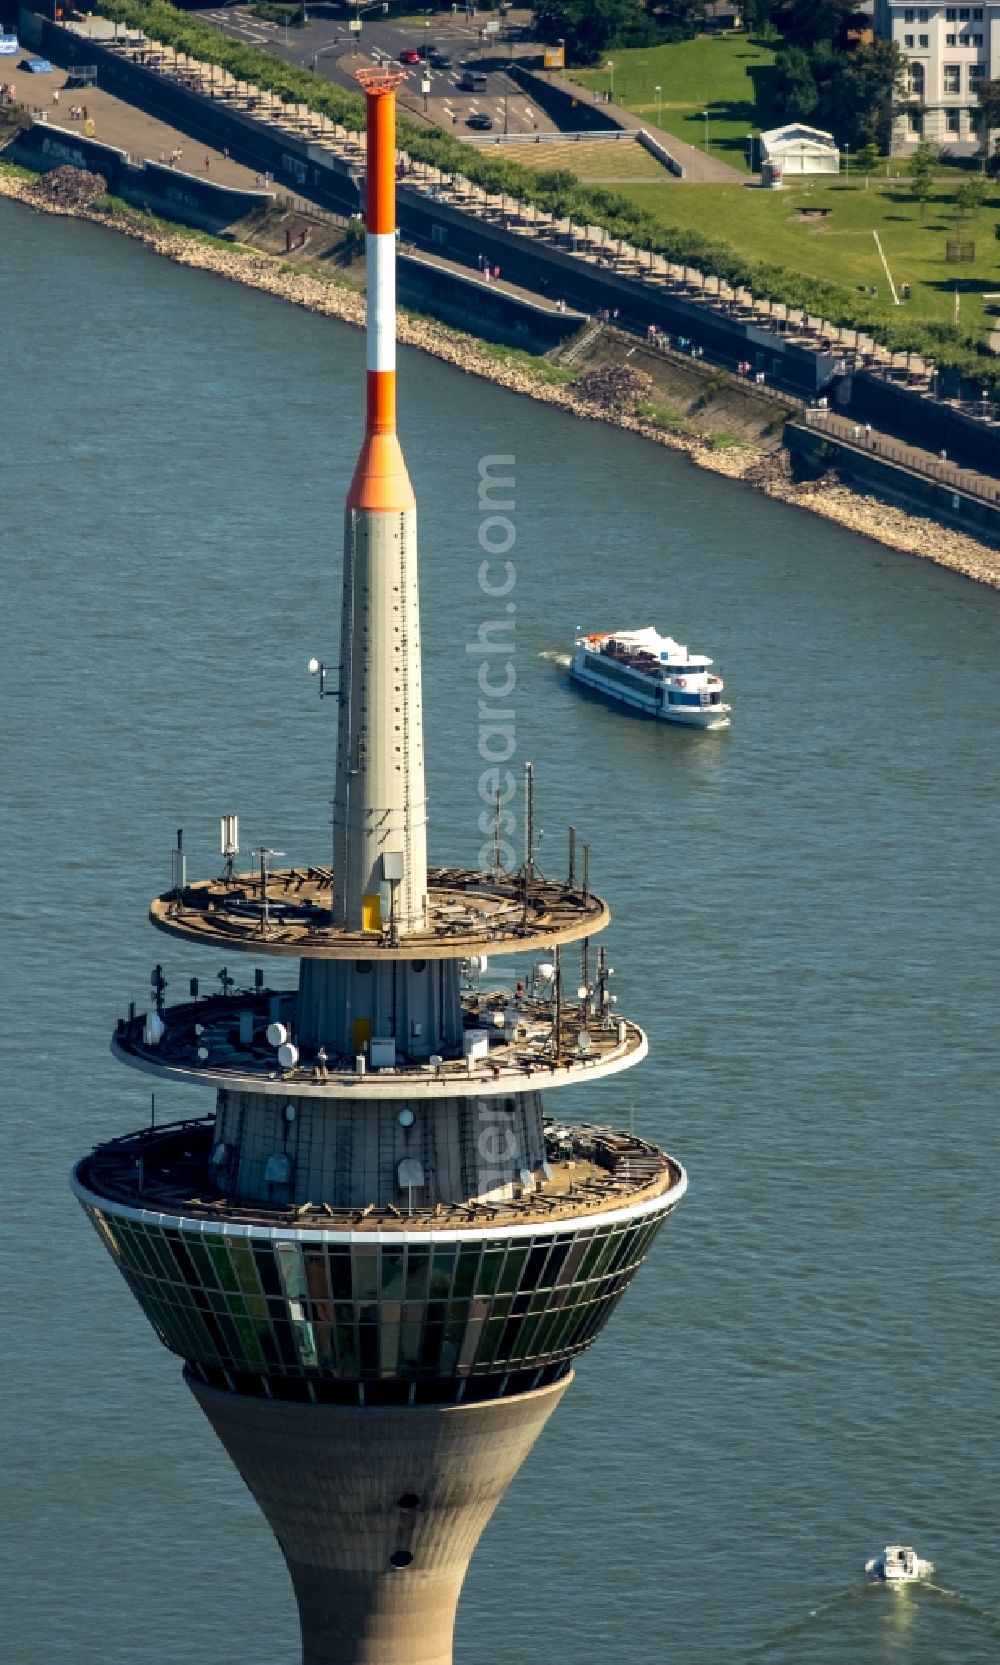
[{"left": 3, "top": 199, "right": 999, "bottom": 1665}]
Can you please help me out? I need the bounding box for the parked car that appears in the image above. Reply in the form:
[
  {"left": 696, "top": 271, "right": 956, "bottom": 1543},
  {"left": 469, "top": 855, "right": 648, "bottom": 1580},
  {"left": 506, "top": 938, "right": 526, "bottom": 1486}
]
[
  {"left": 399, "top": 48, "right": 422, "bottom": 64},
  {"left": 467, "top": 112, "right": 494, "bottom": 130}
]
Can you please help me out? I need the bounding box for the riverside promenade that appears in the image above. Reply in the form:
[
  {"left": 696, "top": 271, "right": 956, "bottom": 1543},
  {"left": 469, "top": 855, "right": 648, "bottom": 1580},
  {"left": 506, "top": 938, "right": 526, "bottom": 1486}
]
[{"left": 5, "top": 63, "right": 260, "bottom": 190}]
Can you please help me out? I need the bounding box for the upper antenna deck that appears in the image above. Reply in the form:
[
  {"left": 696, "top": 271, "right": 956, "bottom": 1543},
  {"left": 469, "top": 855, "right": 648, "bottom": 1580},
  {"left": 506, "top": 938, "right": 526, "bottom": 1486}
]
[{"left": 355, "top": 66, "right": 406, "bottom": 93}]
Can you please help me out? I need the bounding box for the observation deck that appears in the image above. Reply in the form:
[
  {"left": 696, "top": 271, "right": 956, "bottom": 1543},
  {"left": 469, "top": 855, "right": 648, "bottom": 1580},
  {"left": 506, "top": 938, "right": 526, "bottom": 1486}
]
[
  {"left": 113, "top": 991, "right": 647, "bottom": 1098},
  {"left": 150, "top": 865, "right": 610, "bottom": 960},
  {"left": 76, "top": 1117, "right": 684, "bottom": 1236}
]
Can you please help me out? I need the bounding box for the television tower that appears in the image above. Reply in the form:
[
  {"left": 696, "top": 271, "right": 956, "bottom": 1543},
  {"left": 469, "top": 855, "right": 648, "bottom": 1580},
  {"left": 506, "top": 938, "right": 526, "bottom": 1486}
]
[{"left": 74, "top": 69, "right": 687, "bottom": 1665}]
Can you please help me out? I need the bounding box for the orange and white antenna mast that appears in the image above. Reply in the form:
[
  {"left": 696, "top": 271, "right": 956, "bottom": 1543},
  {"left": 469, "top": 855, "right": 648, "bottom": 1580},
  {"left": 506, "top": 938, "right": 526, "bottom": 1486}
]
[
  {"left": 332, "top": 68, "right": 428, "bottom": 934},
  {"left": 347, "top": 66, "right": 413, "bottom": 512}
]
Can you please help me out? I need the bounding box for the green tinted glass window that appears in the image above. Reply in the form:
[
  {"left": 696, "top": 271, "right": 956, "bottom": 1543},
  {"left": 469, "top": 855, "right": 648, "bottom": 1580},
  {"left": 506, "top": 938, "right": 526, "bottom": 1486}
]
[
  {"left": 381, "top": 1248, "right": 405, "bottom": 1300},
  {"left": 400, "top": 1321, "right": 422, "bottom": 1370},
  {"left": 475, "top": 1251, "right": 504, "bottom": 1295},
  {"left": 498, "top": 1247, "right": 527, "bottom": 1292},
  {"left": 184, "top": 1239, "right": 219, "bottom": 1290},
  {"left": 229, "top": 1244, "right": 261, "bottom": 1295},
  {"left": 429, "top": 1249, "right": 455, "bottom": 1300},
  {"left": 453, "top": 1246, "right": 481, "bottom": 1298},
  {"left": 206, "top": 1241, "right": 239, "bottom": 1292},
  {"left": 233, "top": 1315, "right": 266, "bottom": 1368},
  {"left": 405, "top": 1250, "right": 429, "bottom": 1301},
  {"left": 353, "top": 1249, "right": 378, "bottom": 1302},
  {"left": 576, "top": 1230, "right": 613, "bottom": 1281}
]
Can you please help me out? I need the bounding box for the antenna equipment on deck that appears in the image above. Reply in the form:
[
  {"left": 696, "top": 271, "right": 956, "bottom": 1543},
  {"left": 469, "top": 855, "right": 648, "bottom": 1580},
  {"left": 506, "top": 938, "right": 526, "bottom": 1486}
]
[
  {"left": 307, "top": 658, "right": 339, "bottom": 700},
  {"left": 220, "top": 814, "right": 239, "bottom": 880},
  {"left": 521, "top": 763, "right": 544, "bottom": 919},
  {"left": 251, "top": 847, "right": 286, "bottom": 935},
  {"left": 170, "top": 828, "right": 186, "bottom": 902}
]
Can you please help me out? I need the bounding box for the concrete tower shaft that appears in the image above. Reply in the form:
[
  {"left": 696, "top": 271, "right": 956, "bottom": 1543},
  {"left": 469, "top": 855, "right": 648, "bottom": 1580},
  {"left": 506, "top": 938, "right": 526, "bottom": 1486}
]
[
  {"left": 188, "top": 1375, "right": 570, "bottom": 1665},
  {"left": 333, "top": 71, "right": 427, "bottom": 936}
]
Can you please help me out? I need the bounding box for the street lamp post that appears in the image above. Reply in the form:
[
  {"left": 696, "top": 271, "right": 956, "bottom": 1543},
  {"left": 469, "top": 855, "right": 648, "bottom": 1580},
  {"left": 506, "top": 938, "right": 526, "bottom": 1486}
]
[
  {"left": 845, "top": 141, "right": 851, "bottom": 181},
  {"left": 655, "top": 83, "right": 662, "bottom": 127},
  {"left": 606, "top": 59, "right": 614, "bottom": 102},
  {"left": 746, "top": 131, "right": 756, "bottom": 173},
  {"left": 702, "top": 108, "right": 709, "bottom": 151}
]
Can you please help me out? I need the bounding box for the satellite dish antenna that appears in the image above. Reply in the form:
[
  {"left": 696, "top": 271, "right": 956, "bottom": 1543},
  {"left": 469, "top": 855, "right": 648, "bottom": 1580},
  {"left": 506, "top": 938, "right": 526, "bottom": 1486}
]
[
  {"left": 197, "top": 1044, "right": 210, "bottom": 1062},
  {"left": 398, "top": 1108, "right": 415, "bottom": 1128},
  {"left": 277, "top": 1041, "right": 299, "bottom": 1070},
  {"left": 284, "top": 1103, "right": 297, "bottom": 1123},
  {"left": 267, "top": 1022, "right": 288, "bottom": 1048},
  {"left": 144, "top": 1011, "right": 165, "bottom": 1046}
]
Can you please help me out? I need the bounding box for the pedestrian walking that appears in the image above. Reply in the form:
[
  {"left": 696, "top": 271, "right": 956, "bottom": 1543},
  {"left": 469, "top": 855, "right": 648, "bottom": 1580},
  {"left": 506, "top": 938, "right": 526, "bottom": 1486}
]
[
  {"left": 204, "top": 154, "right": 211, "bottom": 171},
  {"left": 52, "top": 87, "right": 59, "bottom": 105}
]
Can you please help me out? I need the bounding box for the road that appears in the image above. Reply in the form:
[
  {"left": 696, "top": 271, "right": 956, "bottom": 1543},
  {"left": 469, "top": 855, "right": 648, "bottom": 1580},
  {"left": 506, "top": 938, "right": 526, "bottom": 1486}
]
[{"left": 198, "top": 4, "right": 552, "bottom": 136}]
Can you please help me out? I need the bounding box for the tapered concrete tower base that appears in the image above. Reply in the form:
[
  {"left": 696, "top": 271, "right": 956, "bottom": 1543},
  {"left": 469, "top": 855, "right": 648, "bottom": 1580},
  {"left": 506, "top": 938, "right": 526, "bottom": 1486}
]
[{"left": 188, "top": 1373, "right": 571, "bottom": 1665}]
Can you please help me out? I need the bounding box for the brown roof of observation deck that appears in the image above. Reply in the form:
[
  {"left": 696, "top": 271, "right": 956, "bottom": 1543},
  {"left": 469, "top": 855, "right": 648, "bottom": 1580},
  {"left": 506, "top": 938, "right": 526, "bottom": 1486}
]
[
  {"left": 77, "top": 1117, "right": 684, "bottom": 1235},
  {"left": 151, "top": 865, "right": 610, "bottom": 960}
]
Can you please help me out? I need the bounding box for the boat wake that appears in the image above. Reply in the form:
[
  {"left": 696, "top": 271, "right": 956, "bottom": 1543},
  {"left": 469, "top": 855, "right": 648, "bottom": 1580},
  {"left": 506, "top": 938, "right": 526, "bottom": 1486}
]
[
  {"left": 746, "top": 1583, "right": 873, "bottom": 1657},
  {"left": 538, "top": 650, "right": 572, "bottom": 669},
  {"left": 747, "top": 1577, "right": 1000, "bottom": 1657},
  {"left": 920, "top": 1582, "right": 1000, "bottom": 1634}
]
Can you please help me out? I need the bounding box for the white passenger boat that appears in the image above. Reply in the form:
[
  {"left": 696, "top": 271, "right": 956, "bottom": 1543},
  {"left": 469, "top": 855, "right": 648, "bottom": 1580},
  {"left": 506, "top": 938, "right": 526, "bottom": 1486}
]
[
  {"left": 865, "top": 1545, "right": 934, "bottom": 1584},
  {"left": 570, "top": 628, "right": 731, "bottom": 729}
]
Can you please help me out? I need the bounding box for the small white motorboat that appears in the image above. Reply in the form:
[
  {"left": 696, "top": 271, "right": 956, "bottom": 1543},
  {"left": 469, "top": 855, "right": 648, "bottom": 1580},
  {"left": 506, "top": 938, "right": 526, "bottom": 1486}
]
[{"left": 865, "top": 1544, "right": 934, "bottom": 1584}]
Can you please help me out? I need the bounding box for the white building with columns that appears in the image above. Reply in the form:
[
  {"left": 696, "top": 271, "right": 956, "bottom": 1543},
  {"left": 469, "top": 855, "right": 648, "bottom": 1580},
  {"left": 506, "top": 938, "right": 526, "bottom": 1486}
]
[{"left": 874, "top": 0, "right": 998, "bottom": 152}]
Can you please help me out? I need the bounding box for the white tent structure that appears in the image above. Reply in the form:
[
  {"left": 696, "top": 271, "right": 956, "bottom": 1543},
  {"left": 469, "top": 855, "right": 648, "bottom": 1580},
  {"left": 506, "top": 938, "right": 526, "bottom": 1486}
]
[{"left": 760, "top": 122, "right": 840, "bottom": 176}]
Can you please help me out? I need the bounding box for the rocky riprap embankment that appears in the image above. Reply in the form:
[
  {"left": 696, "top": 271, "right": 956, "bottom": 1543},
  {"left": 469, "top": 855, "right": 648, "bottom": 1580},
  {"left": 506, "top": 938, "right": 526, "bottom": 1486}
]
[
  {"left": 29, "top": 163, "right": 108, "bottom": 210},
  {"left": 3, "top": 165, "right": 998, "bottom": 591}
]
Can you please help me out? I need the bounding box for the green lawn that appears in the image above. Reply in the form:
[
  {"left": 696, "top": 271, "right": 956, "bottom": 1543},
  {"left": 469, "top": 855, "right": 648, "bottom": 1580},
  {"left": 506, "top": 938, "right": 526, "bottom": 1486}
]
[
  {"left": 620, "top": 174, "right": 1000, "bottom": 339},
  {"left": 569, "top": 34, "right": 777, "bottom": 174}
]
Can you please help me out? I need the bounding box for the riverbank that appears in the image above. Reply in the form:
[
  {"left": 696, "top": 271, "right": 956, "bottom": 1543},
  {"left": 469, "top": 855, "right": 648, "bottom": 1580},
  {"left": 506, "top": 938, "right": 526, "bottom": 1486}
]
[{"left": 3, "top": 164, "right": 998, "bottom": 591}]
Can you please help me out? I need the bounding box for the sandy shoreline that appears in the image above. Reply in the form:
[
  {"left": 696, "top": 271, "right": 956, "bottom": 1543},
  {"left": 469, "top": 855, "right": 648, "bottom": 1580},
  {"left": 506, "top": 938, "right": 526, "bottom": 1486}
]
[{"left": 4, "top": 168, "right": 999, "bottom": 591}]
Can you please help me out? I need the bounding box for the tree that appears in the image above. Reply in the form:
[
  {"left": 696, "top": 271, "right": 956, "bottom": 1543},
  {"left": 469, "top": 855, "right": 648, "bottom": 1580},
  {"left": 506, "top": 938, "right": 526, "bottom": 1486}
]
[
  {"left": 954, "top": 174, "right": 988, "bottom": 221},
  {"left": 773, "top": 46, "right": 819, "bottom": 120},
  {"left": 855, "top": 142, "right": 880, "bottom": 178},
  {"left": 907, "top": 141, "right": 937, "bottom": 219},
  {"left": 975, "top": 77, "right": 1000, "bottom": 166},
  {"left": 783, "top": 0, "right": 855, "bottom": 47},
  {"left": 741, "top": 0, "right": 777, "bottom": 30},
  {"left": 533, "top": 0, "right": 655, "bottom": 64},
  {"left": 821, "top": 41, "right": 907, "bottom": 149}
]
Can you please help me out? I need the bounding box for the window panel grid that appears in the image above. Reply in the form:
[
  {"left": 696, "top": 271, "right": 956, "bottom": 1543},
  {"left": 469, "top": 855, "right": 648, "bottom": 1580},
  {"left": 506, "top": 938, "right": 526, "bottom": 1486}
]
[{"left": 85, "top": 1207, "right": 671, "bottom": 1381}]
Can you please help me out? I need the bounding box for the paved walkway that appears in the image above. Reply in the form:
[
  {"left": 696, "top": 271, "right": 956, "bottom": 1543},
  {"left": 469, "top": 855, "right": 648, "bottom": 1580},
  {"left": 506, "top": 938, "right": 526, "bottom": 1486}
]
[
  {"left": 6, "top": 64, "right": 260, "bottom": 191},
  {"left": 801, "top": 405, "right": 1000, "bottom": 506}
]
